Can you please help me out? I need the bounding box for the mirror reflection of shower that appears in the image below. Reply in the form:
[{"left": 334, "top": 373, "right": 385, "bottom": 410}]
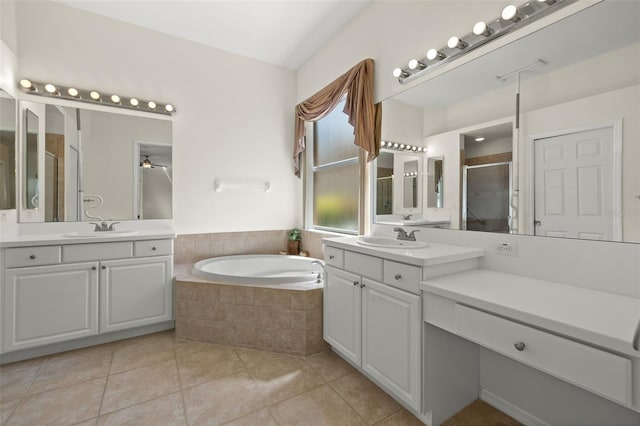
[{"left": 135, "top": 142, "right": 172, "bottom": 220}]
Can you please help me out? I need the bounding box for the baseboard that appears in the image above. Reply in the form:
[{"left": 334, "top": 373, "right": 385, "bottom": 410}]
[{"left": 480, "top": 389, "right": 550, "bottom": 426}]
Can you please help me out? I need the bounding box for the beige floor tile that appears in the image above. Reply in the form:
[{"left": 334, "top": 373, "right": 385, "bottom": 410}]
[
  {"left": 0, "top": 398, "right": 19, "bottom": 425},
  {"left": 441, "top": 400, "right": 521, "bottom": 426},
  {"left": 306, "top": 350, "right": 357, "bottom": 382},
  {"left": 7, "top": 378, "right": 105, "bottom": 426},
  {"left": 243, "top": 351, "right": 325, "bottom": 405},
  {"left": 269, "top": 384, "right": 366, "bottom": 426},
  {"left": 174, "top": 339, "right": 221, "bottom": 358},
  {"left": 101, "top": 359, "right": 179, "bottom": 415},
  {"left": 73, "top": 418, "right": 98, "bottom": 426},
  {"left": 374, "top": 409, "right": 424, "bottom": 425},
  {"left": 182, "top": 371, "right": 265, "bottom": 426},
  {"left": 97, "top": 392, "right": 186, "bottom": 426},
  {"left": 221, "top": 408, "right": 277, "bottom": 426},
  {"left": 28, "top": 346, "right": 113, "bottom": 395},
  {"left": 110, "top": 332, "right": 176, "bottom": 374},
  {"left": 177, "top": 345, "right": 245, "bottom": 389},
  {"left": 0, "top": 357, "right": 45, "bottom": 402},
  {"left": 330, "top": 373, "right": 401, "bottom": 424}
]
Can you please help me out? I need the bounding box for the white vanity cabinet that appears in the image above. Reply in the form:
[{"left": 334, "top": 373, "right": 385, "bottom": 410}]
[
  {"left": 325, "top": 254, "right": 422, "bottom": 412},
  {"left": 1, "top": 236, "right": 174, "bottom": 355}
]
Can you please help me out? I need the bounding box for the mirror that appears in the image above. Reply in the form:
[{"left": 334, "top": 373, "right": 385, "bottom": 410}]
[
  {"left": 0, "top": 90, "right": 17, "bottom": 210},
  {"left": 375, "top": 1, "right": 640, "bottom": 243},
  {"left": 24, "top": 109, "right": 39, "bottom": 210},
  {"left": 403, "top": 159, "right": 419, "bottom": 208},
  {"left": 26, "top": 102, "right": 172, "bottom": 222},
  {"left": 426, "top": 156, "right": 443, "bottom": 209}
]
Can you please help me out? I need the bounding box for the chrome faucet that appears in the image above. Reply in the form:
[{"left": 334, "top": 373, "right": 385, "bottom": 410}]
[
  {"left": 90, "top": 221, "right": 119, "bottom": 232},
  {"left": 393, "top": 227, "right": 420, "bottom": 241},
  {"left": 402, "top": 214, "right": 412, "bottom": 220},
  {"left": 310, "top": 260, "right": 325, "bottom": 283}
]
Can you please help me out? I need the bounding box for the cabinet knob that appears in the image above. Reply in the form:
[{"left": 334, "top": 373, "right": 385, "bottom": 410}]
[
  {"left": 29, "top": 254, "right": 36, "bottom": 260},
  {"left": 514, "top": 341, "right": 526, "bottom": 352},
  {"left": 101, "top": 266, "right": 106, "bottom": 270},
  {"left": 394, "top": 274, "right": 402, "bottom": 280},
  {"left": 152, "top": 246, "right": 157, "bottom": 251},
  {"left": 91, "top": 266, "right": 97, "bottom": 271},
  {"left": 360, "top": 284, "right": 366, "bottom": 288},
  {"left": 329, "top": 255, "right": 335, "bottom": 260},
  {"left": 353, "top": 281, "right": 359, "bottom": 286}
]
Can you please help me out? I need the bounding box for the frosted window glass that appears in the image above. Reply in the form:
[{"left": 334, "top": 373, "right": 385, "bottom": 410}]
[{"left": 313, "top": 164, "right": 358, "bottom": 231}]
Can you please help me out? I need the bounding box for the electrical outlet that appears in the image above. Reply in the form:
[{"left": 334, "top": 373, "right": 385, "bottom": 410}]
[{"left": 494, "top": 242, "right": 517, "bottom": 257}]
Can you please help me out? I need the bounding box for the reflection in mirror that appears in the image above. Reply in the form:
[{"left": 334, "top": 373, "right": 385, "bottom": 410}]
[
  {"left": 426, "top": 157, "right": 443, "bottom": 209},
  {"left": 376, "top": 151, "right": 393, "bottom": 215},
  {"left": 377, "top": 1, "right": 640, "bottom": 244},
  {"left": 403, "top": 160, "right": 418, "bottom": 208},
  {"left": 31, "top": 103, "right": 172, "bottom": 222},
  {"left": 0, "top": 90, "right": 17, "bottom": 210},
  {"left": 24, "top": 109, "right": 39, "bottom": 210}
]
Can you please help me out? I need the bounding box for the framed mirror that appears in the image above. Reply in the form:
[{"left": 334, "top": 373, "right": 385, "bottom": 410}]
[
  {"left": 0, "top": 90, "right": 17, "bottom": 211},
  {"left": 426, "top": 156, "right": 443, "bottom": 209},
  {"left": 24, "top": 109, "right": 39, "bottom": 210},
  {"left": 403, "top": 159, "right": 419, "bottom": 208},
  {"left": 20, "top": 102, "right": 172, "bottom": 223},
  {"left": 375, "top": 0, "right": 640, "bottom": 243}
]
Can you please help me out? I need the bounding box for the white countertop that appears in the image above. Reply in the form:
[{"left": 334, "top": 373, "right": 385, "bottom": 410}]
[
  {"left": 0, "top": 228, "right": 176, "bottom": 247},
  {"left": 323, "top": 236, "right": 484, "bottom": 267},
  {"left": 421, "top": 269, "right": 640, "bottom": 358}
]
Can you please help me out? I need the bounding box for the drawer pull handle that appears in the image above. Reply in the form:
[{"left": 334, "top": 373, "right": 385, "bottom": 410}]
[
  {"left": 152, "top": 247, "right": 157, "bottom": 251},
  {"left": 353, "top": 281, "right": 359, "bottom": 286},
  {"left": 329, "top": 255, "right": 335, "bottom": 260},
  {"left": 360, "top": 284, "right": 366, "bottom": 288},
  {"left": 29, "top": 255, "right": 36, "bottom": 260},
  {"left": 514, "top": 342, "right": 526, "bottom": 352},
  {"left": 394, "top": 274, "right": 402, "bottom": 280},
  {"left": 91, "top": 266, "right": 97, "bottom": 271}
]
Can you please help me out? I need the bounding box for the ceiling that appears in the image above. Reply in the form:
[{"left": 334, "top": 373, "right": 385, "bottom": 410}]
[{"left": 54, "top": 0, "right": 372, "bottom": 70}]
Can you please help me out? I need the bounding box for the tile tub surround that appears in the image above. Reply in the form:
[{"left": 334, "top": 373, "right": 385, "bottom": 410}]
[
  {"left": 174, "top": 230, "right": 335, "bottom": 263},
  {"left": 175, "top": 264, "right": 328, "bottom": 356}
]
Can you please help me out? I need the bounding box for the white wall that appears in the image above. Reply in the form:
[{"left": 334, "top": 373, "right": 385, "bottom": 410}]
[{"left": 14, "top": 0, "right": 300, "bottom": 234}]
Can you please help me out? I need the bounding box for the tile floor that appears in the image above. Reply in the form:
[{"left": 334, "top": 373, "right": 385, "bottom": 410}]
[{"left": 0, "top": 331, "right": 425, "bottom": 426}]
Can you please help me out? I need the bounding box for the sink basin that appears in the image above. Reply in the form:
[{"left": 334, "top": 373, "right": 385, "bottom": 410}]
[
  {"left": 356, "top": 236, "right": 428, "bottom": 249},
  {"left": 64, "top": 230, "right": 138, "bottom": 238}
]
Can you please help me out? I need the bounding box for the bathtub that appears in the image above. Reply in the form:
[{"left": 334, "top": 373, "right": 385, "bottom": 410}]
[{"left": 191, "top": 254, "right": 324, "bottom": 286}]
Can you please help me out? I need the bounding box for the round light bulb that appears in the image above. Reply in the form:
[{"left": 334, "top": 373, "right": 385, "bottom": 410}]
[
  {"left": 399, "top": 144, "right": 405, "bottom": 149},
  {"left": 447, "top": 36, "right": 460, "bottom": 49},
  {"left": 393, "top": 143, "right": 399, "bottom": 148},
  {"left": 473, "top": 21, "right": 492, "bottom": 36},
  {"left": 426, "top": 49, "right": 444, "bottom": 61},
  {"left": 475, "top": 137, "right": 486, "bottom": 142},
  {"left": 90, "top": 91, "right": 100, "bottom": 100},
  {"left": 502, "top": 5, "right": 518, "bottom": 20},
  {"left": 111, "top": 94, "right": 120, "bottom": 103},
  {"left": 408, "top": 59, "right": 424, "bottom": 70},
  {"left": 165, "top": 104, "right": 174, "bottom": 112},
  {"left": 19, "top": 79, "right": 32, "bottom": 89},
  {"left": 412, "top": 146, "right": 417, "bottom": 151},
  {"left": 148, "top": 101, "right": 156, "bottom": 109},
  {"left": 392, "top": 68, "right": 403, "bottom": 78},
  {"left": 45, "top": 84, "right": 56, "bottom": 93},
  {"left": 130, "top": 98, "right": 139, "bottom": 107},
  {"left": 67, "top": 88, "right": 79, "bottom": 97}
]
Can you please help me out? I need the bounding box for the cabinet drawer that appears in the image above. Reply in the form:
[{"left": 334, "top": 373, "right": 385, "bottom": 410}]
[
  {"left": 455, "top": 304, "right": 632, "bottom": 405},
  {"left": 134, "top": 239, "right": 173, "bottom": 257},
  {"left": 344, "top": 251, "right": 383, "bottom": 281},
  {"left": 5, "top": 246, "right": 61, "bottom": 268},
  {"left": 383, "top": 260, "right": 420, "bottom": 294},
  {"left": 324, "top": 246, "right": 344, "bottom": 268},
  {"left": 63, "top": 242, "right": 133, "bottom": 262}
]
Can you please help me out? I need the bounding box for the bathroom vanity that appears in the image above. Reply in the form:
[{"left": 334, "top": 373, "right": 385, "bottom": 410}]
[
  {"left": 323, "top": 235, "right": 640, "bottom": 425},
  {"left": 0, "top": 227, "right": 175, "bottom": 364}
]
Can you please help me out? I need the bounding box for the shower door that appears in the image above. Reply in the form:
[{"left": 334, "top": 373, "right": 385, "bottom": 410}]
[{"left": 462, "top": 162, "right": 512, "bottom": 233}]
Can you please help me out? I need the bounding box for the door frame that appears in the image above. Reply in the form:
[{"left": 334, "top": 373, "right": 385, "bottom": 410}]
[{"left": 527, "top": 119, "right": 622, "bottom": 240}]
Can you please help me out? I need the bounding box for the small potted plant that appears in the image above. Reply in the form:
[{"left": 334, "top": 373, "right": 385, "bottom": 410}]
[{"left": 288, "top": 229, "right": 301, "bottom": 255}]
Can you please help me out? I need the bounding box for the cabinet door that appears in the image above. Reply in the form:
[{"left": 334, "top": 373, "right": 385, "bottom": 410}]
[
  {"left": 324, "top": 266, "right": 362, "bottom": 366},
  {"left": 100, "top": 256, "right": 173, "bottom": 333},
  {"left": 361, "top": 278, "right": 421, "bottom": 411},
  {"left": 3, "top": 262, "right": 98, "bottom": 352}
]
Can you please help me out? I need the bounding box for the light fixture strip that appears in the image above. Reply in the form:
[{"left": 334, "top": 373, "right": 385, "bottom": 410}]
[
  {"left": 395, "top": 0, "right": 575, "bottom": 85},
  {"left": 380, "top": 140, "right": 425, "bottom": 153},
  {"left": 17, "top": 80, "right": 176, "bottom": 115}
]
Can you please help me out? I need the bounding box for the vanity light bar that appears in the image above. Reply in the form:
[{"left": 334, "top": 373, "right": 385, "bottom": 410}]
[
  {"left": 393, "top": 0, "right": 575, "bottom": 84},
  {"left": 381, "top": 140, "right": 425, "bottom": 153},
  {"left": 17, "top": 79, "right": 176, "bottom": 116}
]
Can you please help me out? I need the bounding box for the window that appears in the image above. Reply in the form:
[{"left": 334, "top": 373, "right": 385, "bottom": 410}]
[{"left": 305, "top": 100, "right": 361, "bottom": 234}]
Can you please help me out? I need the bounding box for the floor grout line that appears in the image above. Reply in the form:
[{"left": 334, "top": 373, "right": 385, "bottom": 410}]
[{"left": 95, "top": 344, "right": 115, "bottom": 419}]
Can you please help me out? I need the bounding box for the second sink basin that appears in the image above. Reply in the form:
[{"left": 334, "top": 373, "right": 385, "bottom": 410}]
[{"left": 356, "top": 236, "right": 428, "bottom": 249}]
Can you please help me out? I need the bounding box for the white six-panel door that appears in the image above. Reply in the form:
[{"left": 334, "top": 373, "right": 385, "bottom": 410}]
[{"left": 534, "top": 126, "right": 619, "bottom": 240}]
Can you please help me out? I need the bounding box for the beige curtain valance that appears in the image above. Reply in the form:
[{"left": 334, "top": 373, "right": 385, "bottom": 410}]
[{"left": 293, "top": 58, "right": 382, "bottom": 177}]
